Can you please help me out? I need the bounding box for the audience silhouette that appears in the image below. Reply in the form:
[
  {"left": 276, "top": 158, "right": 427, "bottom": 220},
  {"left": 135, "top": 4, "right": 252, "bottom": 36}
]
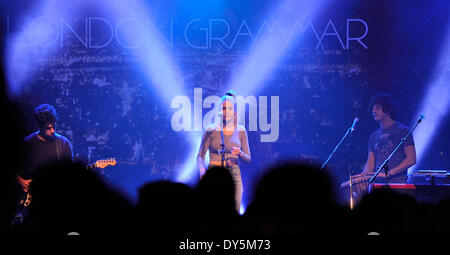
[
  {"left": 352, "top": 188, "right": 422, "bottom": 235},
  {"left": 134, "top": 180, "right": 196, "bottom": 235},
  {"left": 194, "top": 166, "right": 242, "bottom": 235},
  {"left": 243, "top": 161, "right": 351, "bottom": 235},
  {"left": 1, "top": 146, "right": 449, "bottom": 236}
]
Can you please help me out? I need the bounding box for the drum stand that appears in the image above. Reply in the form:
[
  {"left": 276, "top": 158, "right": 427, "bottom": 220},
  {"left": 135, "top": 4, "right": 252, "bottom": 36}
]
[
  {"left": 349, "top": 173, "right": 354, "bottom": 210},
  {"left": 348, "top": 165, "right": 361, "bottom": 210}
]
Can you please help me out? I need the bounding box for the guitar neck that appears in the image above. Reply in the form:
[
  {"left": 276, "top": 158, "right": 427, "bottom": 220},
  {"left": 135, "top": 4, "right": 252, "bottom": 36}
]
[
  {"left": 86, "top": 158, "right": 116, "bottom": 170},
  {"left": 86, "top": 163, "right": 96, "bottom": 169}
]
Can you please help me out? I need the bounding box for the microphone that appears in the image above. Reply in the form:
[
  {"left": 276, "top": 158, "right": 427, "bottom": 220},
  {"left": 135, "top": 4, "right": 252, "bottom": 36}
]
[
  {"left": 350, "top": 117, "right": 359, "bottom": 132},
  {"left": 419, "top": 114, "right": 426, "bottom": 123}
]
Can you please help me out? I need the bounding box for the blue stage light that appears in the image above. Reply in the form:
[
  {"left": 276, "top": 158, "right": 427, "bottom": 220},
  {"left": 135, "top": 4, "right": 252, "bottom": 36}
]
[
  {"left": 5, "top": 0, "right": 74, "bottom": 96},
  {"left": 101, "top": 0, "right": 203, "bottom": 185},
  {"left": 410, "top": 28, "right": 450, "bottom": 174},
  {"left": 226, "top": 0, "right": 326, "bottom": 97}
]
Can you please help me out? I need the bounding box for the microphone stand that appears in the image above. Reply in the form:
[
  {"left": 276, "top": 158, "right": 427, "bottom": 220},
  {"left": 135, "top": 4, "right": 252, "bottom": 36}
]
[
  {"left": 220, "top": 122, "right": 226, "bottom": 168},
  {"left": 320, "top": 125, "right": 355, "bottom": 170},
  {"left": 348, "top": 163, "right": 356, "bottom": 210},
  {"left": 321, "top": 119, "right": 359, "bottom": 210},
  {"left": 368, "top": 117, "right": 424, "bottom": 186},
  {"left": 321, "top": 123, "right": 356, "bottom": 210},
  {"left": 220, "top": 143, "right": 225, "bottom": 168}
]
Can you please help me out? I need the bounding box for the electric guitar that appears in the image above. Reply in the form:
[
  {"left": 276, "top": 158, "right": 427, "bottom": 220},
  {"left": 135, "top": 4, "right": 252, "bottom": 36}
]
[{"left": 19, "top": 158, "right": 117, "bottom": 207}]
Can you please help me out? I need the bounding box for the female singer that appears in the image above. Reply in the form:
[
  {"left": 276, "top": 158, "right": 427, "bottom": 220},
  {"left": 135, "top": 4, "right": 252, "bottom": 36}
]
[{"left": 197, "top": 90, "right": 251, "bottom": 212}]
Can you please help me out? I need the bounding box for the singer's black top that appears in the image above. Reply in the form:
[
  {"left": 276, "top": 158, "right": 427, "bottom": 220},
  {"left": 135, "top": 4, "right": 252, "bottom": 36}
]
[{"left": 368, "top": 121, "right": 414, "bottom": 183}]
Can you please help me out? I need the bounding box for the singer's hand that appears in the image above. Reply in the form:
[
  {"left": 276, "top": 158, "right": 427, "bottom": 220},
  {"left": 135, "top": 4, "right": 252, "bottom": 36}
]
[{"left": 231, "top": 146, "right": 241, "bottom": 156}]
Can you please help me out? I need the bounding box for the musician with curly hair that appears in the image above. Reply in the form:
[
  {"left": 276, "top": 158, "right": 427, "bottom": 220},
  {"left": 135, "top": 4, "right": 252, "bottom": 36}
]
[
  {"left": 356, "top": 93, "right": 416, "bottom": 183},
  {"left": 17, "top": 104, "right": 73, "bottom": 196}
]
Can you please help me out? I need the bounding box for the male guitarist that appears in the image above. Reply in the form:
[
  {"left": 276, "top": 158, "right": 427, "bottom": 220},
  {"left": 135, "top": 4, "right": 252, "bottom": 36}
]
[{"left": 15, "top": 104, "right": 73, "bottom": 223}]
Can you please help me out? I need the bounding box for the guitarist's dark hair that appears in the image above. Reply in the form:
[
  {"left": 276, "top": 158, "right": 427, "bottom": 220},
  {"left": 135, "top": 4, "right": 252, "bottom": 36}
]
[{"left": 35, "top": 104, "right": 58, "bottom": 128}]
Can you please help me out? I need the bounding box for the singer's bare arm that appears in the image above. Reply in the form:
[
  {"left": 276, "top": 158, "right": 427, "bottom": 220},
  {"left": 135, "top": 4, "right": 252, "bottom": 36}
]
[{"left": 197, "top": 130, "right": 212, "bottom": 178}]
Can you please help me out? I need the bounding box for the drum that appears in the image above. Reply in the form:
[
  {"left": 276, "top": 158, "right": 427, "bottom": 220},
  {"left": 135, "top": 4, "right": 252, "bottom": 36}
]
[{"left": 340, "top": 174, "right": 372, "bottom": 207}]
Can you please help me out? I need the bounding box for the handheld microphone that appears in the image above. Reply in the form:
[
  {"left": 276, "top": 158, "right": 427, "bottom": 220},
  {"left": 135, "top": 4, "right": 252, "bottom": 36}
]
[{"left": 350, "top": 117, "right": 359, "bottom": 132}]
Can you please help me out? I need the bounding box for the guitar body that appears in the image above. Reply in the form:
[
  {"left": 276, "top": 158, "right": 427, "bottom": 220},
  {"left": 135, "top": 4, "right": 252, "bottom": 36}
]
[
  {"left": 14, "top": 190, "right": 32, "bottom": 226},
  {"left": 19, "top": 192, "right": 32, "bottom": 207}
]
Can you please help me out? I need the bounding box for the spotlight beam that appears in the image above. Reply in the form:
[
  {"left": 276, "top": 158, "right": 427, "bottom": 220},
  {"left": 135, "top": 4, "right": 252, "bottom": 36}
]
[
  {"left": 227, "top": 0, "right": 326, "bottom": 97},
  {"left": 101, "top": 0, "right": 199, "bottom": 183},
  {"left": 5, "top": 0, "right": 74, "bottom": 96},
  {"left": 102, "top": 0, "right": 186, "bottom": 102},
  {"left": 410, "top": 28, "right": 450, "bottom": 173}
]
